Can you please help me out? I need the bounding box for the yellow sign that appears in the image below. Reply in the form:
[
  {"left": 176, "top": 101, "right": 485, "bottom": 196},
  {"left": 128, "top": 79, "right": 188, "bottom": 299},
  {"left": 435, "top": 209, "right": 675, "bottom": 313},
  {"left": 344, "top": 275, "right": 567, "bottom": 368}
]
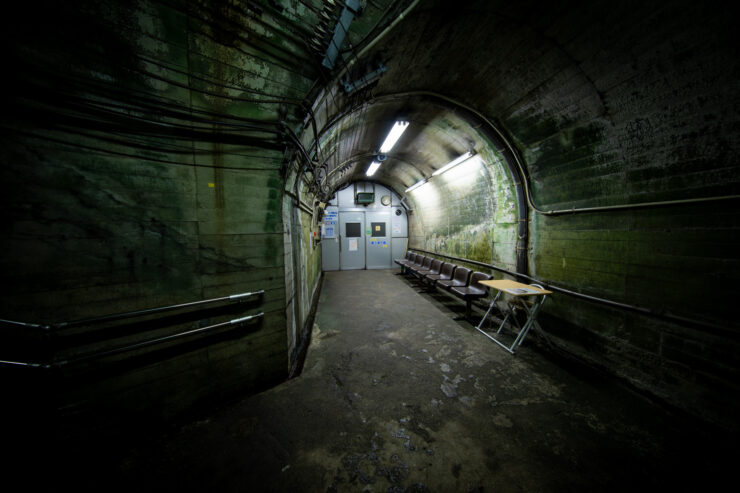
[{"left": 375, "top": 225, "right": 381, "bottom": 231}]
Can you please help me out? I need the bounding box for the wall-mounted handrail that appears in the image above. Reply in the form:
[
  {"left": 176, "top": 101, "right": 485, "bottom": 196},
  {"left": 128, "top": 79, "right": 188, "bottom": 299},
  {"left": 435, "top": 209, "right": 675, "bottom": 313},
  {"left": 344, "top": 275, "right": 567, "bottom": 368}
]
[
  {"left": 410, "top": 248, "right": 730, "bottom": 335},
  {"left": 0, "top": 319, "right": 45, "bottom": 329},
  {"left": 0, "top": 359, "right": 43, "bottom": 368},
  {"left": 57, "top": 312, "right": 265, "bottom": 367},
  {"left": 0, "top": 291, "right": 266, "bottom": 369},
  {"left": 0, "top": 313, "right": 264, "bottom": 369},
  {"left": 0, "top": 290, "right": 264, "bottom": 332}
]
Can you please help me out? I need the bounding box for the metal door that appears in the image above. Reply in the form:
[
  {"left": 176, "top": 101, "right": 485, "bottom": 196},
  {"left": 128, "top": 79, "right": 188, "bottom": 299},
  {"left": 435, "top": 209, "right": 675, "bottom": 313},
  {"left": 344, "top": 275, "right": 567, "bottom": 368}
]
[
  {"left": 339, "top": 212, "right": 365, "bottom": 270},
  {"left": 365, "top": 211, "right": 391, "bottom": 269}
]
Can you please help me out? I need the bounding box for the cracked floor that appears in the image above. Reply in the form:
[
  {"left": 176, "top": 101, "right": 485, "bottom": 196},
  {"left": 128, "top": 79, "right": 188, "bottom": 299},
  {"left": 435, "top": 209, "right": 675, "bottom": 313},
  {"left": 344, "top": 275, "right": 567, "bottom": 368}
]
[{"left": 50, "top": 269, "right": 735, "bottom": 492}]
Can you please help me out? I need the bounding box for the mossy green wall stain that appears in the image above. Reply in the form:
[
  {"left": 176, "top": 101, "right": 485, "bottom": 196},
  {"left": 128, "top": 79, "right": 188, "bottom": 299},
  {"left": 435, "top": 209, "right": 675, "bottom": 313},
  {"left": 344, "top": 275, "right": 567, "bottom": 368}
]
[
  {"left": 152, "top": 2, "right": 188, "bottom": 50},
  {"left": 408, "top": 145, "right": 518, "bottom": 271},
  {"left": 301, "top": 210, "right": 321, "bottom": 300},
  {"left": 0, "top": 0, "right": 309, "bottom": 417},
  {"left": 264, "top": 199, "right": 281, "bottom": 233},
  {"left": 179, "top": 1, "right": 315, "bottom": 124},
  {"left": 505, "top": 113, "right": 614, "bottom": 208},
  {"left": 503, "top": 112, "right": 562, "bottom": 148},
  {"left": 282, "top": 172, "right": 321, "bottom": 368},
  {"left": 468, "top": 228, "right": 493, "bottom": 263}
]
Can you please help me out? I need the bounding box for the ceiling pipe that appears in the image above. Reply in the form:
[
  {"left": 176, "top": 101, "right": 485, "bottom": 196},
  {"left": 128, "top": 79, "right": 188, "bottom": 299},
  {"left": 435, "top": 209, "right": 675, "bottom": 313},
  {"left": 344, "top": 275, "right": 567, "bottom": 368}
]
[
  {"left": 377, "top": 91, "right": 740, "bottom": 216},
  {"left": 334, "top": 0, "right": 420, "bottom": 82}
]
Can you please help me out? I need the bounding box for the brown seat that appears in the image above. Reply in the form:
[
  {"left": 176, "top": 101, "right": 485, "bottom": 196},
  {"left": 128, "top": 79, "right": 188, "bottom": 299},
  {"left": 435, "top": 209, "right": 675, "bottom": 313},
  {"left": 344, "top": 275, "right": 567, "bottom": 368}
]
[
  {"left": 402, "top": 254, "right": 424, "bottom": 278},
  {"left": 402, "top": 253, "right": 421, "bottom": 272},
  {"left": 409, "top": 254, "right": 424, "bottom": 269},
  {"left": 409, "top": 256, "right": 432, "bottom": 275},
  {"left": 416, "top": 259, "right": 444, "bottom": 290},
  {"left": 425, "top": 262, "right": 455, "bottom": 286},
  {"left": 450, "top": 271, "right": 493, "bottom": 318},
  {"left": 394, "top": 252, "right": 415, "bottom": 273},
  {"left": 417, "top": 258, "right": 443, "bottom": 277},
  {"left": 437, "top": 266, "right": 471, "bottom": 291},
  {"left": 394, "top": 251, "right": 413, "bottom": 267}
]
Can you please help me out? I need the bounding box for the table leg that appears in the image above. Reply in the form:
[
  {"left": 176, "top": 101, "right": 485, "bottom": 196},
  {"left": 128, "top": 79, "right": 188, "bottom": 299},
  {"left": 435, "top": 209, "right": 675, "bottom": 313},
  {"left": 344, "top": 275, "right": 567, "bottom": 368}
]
[
  {"left": 511, "top": 297, "right": 546, "bottom": 348},
  {"left": 474, "top": 293, "right": 548, "bottom": 354},
  {"left": 475, "top": 291, "right": 501, "bottom": 332}
]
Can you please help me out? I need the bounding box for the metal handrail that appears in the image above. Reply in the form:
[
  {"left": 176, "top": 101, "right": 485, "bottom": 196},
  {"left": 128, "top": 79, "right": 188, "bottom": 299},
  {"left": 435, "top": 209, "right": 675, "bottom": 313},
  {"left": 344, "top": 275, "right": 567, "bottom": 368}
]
[
  {"left": 0, "top": 291, "right": 265, "bottom": 369},
  {"left": 1, "top": 290, "right": 264, "bottom": 332},
  {"left": 409, "top": 248, "right": 730, "bottom": 335},
  {"left": 0, "top": 313, "right": 264, "bottom": 369},
  {"left": 57, "top": 312, "right": 265, "bottom": 367}
]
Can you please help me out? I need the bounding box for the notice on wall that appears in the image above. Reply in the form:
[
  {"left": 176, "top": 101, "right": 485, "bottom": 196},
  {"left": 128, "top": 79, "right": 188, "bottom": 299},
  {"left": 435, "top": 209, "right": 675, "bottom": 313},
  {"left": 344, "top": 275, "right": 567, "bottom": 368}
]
[
  {"left": 348, "top": 238, "right": 358, "bottom": 251},
  {"left": 323, "top": 209, "right": 338, "bottom": 239}
]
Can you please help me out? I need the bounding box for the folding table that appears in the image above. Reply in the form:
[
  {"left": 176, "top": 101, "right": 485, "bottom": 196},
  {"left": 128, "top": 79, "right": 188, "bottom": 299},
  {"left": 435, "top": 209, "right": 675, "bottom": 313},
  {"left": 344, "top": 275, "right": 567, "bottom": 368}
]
[{"left": 475, "top": 279, "right": 552, "bottom": 354}]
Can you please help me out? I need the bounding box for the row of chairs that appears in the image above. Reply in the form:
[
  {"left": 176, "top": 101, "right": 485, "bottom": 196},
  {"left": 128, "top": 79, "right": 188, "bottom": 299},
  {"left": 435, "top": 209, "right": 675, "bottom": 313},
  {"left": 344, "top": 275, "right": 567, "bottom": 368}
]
[{"left": 394, "top": 252, "right": 493, "bottom": 320}]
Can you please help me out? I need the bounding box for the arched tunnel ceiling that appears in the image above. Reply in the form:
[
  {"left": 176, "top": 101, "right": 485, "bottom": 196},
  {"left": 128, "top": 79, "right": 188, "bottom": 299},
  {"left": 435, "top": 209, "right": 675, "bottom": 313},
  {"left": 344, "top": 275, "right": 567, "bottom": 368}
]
[
  {"left": 302, "top": 0, "right": 738, "bottom": 205},
  {"left": 315, "top": 96, "right": 492, "bottom": 194}
]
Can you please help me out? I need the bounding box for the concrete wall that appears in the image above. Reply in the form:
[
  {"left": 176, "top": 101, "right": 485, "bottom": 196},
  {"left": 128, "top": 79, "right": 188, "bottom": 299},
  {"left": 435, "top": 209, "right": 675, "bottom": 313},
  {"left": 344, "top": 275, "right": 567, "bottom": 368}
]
[
  {"left": 283, "top": 172, "right": 322, "bottom": 374},
  {"left": 499, "top": 4, "right": 740, "bottom": 427},
  {"left": 0, "top": 0, "right": 314, "bottom": 420},
  {"left": 407, "top": 147, "right": 519, "bottom": 272},
  {"left": 380, "top": 1, "right": 740, "bottom": 428}
]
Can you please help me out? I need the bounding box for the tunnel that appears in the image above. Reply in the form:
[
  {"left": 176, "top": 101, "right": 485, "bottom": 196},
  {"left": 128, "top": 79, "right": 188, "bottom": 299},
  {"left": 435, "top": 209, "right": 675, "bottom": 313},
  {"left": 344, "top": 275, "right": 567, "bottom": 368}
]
[{"left": 1, "top": 0, "right": 738, "bottom": 490}]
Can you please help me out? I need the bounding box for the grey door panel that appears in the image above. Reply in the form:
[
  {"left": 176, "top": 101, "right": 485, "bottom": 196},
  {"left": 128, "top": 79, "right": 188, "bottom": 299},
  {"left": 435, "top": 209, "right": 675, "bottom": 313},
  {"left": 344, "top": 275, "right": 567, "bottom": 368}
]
[
  {"left": 339, "top": 212, "right": 365, "bottom": 270},
  {"left": 366, "top": 211, "right": 391, "bottom": 269}
]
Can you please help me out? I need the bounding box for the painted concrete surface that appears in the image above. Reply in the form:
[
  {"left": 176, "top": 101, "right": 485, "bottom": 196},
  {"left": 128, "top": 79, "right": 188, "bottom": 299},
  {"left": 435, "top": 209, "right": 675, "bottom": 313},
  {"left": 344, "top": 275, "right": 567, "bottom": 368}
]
[{"left": 47, "top": 270, "right": 735, "bottom": 492}]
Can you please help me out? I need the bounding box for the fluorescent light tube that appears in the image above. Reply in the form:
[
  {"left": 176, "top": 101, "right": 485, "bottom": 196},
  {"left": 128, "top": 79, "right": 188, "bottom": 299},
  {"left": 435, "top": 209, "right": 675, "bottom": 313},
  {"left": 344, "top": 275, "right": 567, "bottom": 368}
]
[
  {"left": 379, "top": 121, "right": 409, "bottom": 153},
  {"left": 405, "top": 179, "right": 427, "bottom": 192},
  {"left": 366, "top": 160, "right": 381, "bottom": 176},
  {"left": 432, "top": 151, "right": 475, "bottom": 176}
]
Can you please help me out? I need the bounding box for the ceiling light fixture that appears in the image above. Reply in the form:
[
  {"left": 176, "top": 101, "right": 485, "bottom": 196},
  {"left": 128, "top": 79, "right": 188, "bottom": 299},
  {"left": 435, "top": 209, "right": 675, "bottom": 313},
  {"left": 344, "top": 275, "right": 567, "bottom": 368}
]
[
  {"left": 379, "top": 121, "right": 409, "bottom": 153},
  {"left": 432, "top": 150, "right": 476, "bottom": 176},
  {"left": 365, "top": 160, "right": 382, "bottom": 176},
  {"left": 405, "top": 179, "right": 427, "bottom": 193}
]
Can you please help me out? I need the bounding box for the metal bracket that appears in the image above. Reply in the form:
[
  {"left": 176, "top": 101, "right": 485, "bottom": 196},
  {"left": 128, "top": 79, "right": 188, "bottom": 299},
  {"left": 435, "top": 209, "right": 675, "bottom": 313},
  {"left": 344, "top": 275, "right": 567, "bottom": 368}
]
[
  {"left": 343, "top": 62, "right": 387, "bottom": 93},
  {"left": 322, "top": 0, "right": 363, "bottom": 70}
]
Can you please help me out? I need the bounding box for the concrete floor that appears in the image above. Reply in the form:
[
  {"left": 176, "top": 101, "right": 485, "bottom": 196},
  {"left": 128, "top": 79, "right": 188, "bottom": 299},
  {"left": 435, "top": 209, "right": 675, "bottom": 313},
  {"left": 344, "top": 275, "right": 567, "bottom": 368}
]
[{"left": 43, "top": 269, "right": 736, "bottom": 491}]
